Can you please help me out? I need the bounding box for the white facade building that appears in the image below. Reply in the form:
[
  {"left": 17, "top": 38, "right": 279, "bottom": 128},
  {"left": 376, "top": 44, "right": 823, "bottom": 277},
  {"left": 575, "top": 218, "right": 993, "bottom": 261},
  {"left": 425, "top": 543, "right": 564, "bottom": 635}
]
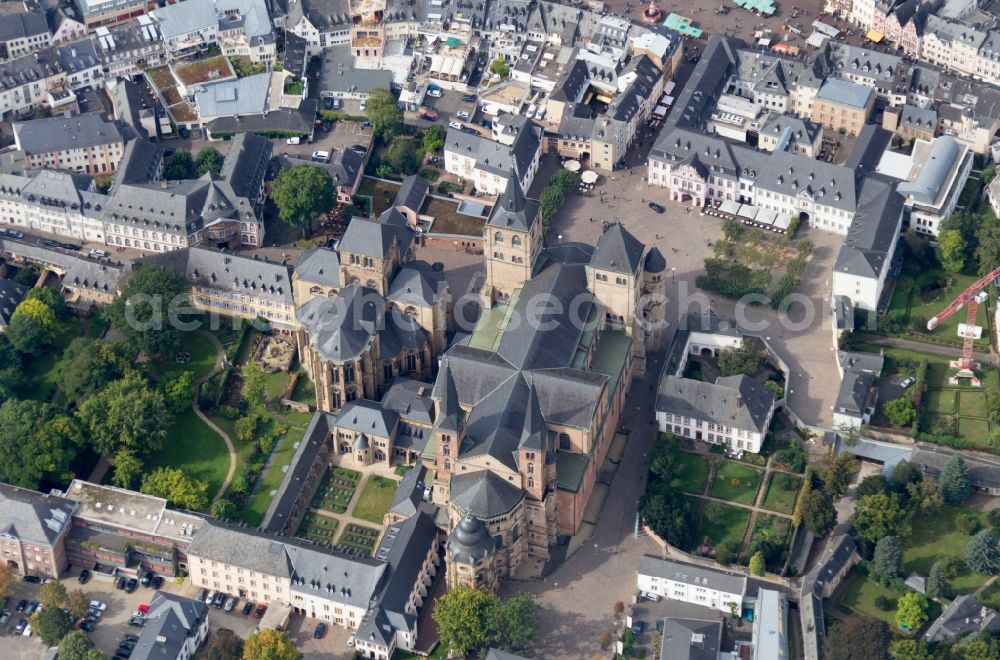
[{"left": 637, "top": 555, "right": 747, "bottom": 613}]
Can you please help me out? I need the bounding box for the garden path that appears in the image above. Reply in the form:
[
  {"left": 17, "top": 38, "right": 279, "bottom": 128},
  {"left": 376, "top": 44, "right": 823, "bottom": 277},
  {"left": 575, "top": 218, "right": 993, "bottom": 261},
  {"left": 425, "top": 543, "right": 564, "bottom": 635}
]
[{"left": 191, "top": 330, "right": 238, "bottom": 502}]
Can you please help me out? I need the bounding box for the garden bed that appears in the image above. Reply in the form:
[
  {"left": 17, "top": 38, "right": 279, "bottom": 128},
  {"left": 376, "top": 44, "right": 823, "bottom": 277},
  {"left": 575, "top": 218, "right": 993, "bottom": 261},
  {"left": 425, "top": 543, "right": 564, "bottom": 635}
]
[
  {"left": 296, "top": 511, "right": 339, "bottom": 544},
  {"left": 310, "top": 467, "right": 361, "bottom": 514},
  {"left": 337, "top": 523, "right": 380, "bottom": 556}
]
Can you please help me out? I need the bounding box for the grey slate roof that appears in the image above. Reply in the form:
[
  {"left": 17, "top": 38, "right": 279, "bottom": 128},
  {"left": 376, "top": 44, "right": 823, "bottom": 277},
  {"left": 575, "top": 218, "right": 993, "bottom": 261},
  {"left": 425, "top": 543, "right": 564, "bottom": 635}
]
[
  {"left": 112, "top": 139, "right": 163, "bottom": 192},
  {"left": 262, "top": 411, "right": 336, "bottom": 532},
  {"left": 897, "top": 135, "right": 962, "bottom": 205},
  {"left": 638, "top": 555, "right": 747, "bottom": 597},
  {"left": 899, "top": 104, "right": 938, "bottom": 131},
  {"left": 661, "top": 618, "right": 723, "bottom": 660},
  {"left": 0, "top": 10, "right": 48, "bottom": 42},
  {"left": 387, "top": 264, "right": 446, "bottom": 307},
  {"left": 130, "top": 592, "right": 207, "bottom": 660},
  {"left": 387, "top": 464, "right": 427, "bottom": 518},
  {"left": 445, "top": 119, "right": 541, "bottom": 180},
  {"left": 317, "top": 46, "right": 393, "bottom": 95},
  {"left": 138, "top": 246, "right": 293, "bottom": 304},
  {"left": 272, "top": 148, "right": 364, "bottom": 191},
  {"left": 381, "top": 378, "right": 435, "bottom": 426},
  {"left": 925, "top": 594, "right": 1000, "bottom": 642},
  {"left": 193, "top": 73, "right": 270, "bottom": 119},
  {"left": 486, "top": 650, "right": 530, "bottom": 660},
  {"left": 839, "top": 351, "right": 884, "bottom": 375},
  {"left": 801, "top": 533, "right": 856, "bottom": 599},
  {"left": 450, "top": 470, "right": 524, "bottom": 519},
  {"left": 151, "top": 0, "right": 217, "bottom": 41},
  {"left": 340, "top": 216, "right": 412, "bottom": 260},
  {"left": 218, "top": 133, "right": 272, "bottom": 212},
  {"left": 334, "top": 399, "right": 399, "bottom": 438},
  {"left": 0, "top": 237, "right": 123, "bottom": 295},
  {"left": 286, "top": 0, "right": 351, "bottom": 32},
  {"left": 0, "top": 278, "right": 28, "bottom": 328},
  {"left": 589, "top": 223, "right": 644, "bottom": 275},
  {"left": 912, "top": 445, "right": 1000, "bottom": 490},
  {"left": 817, "top": 78, "right": 873, "bottom": 108},
  {"left": 394, "top": 175, "right": 428, "bottom": 213},
  {"left": 295, "top": 247, "right": 341, "bottom": 288},
  {"left": 14, "top": 112, "right": 123, "bottom": 155},
  {"left": 833, "top": 176, "right": 904, "bottom": 279},
  {"left": 657, "top": 374, "right": 775, "bottom": 433},
  {"left": 644, "top": 246, "right": 666, "bottom": 273},
  {"left": 447, "top": 514, "right": 496, "bottom": 564},
  {"left": 835, "top": 369, "right": 873, "bottom": 416},
  {"left": 0, "top": 483, "right": 77, "bottom": 547},
  {"left": 486, "top": 173, "right": 539, "bottom": 232}
]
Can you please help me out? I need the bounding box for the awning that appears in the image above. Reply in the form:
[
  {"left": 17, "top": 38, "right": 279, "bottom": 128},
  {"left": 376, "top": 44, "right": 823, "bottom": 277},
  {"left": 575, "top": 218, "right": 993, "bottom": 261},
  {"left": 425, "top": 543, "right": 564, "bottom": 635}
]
[
  {"left": 446, "top": 37, "right": 461, "bottom": 48},
  {"left": 866, "top": 29, "right": 884, "bottom": 42}
]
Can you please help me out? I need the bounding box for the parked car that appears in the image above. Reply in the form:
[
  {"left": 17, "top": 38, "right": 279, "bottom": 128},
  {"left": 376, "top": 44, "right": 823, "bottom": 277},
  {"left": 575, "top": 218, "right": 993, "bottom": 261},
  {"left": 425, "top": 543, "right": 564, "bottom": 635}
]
[
  {"left": 311, "top": 150, "right": 330, "bottom": 163},
  {"left": 359, "top": 100, "right": 367, "bottom": 111},
  {"left": 313, "top": 622, "right": 326, "bottom": 639},
  {"left": 87, "top": 607, "right": 103, "bottom": 619},
  {"left": 656, "top": 620, "right": 665, "bottom": 633},
  {"left": 461, "top": 127, "right": 478, "bottom": 134},
  {"left": 89, "top": 248, "right": 108, "bottom": 258},
  {"left": 286, "top": 136, "right": 301, "bottom": 145},
  {"left": 59, "top": 243, "right": 80, "bottom": 252},
  {"left": 41, "top": 240, "right": 58, "bottom": 248},
  {"left": 252, "top": 605, "right": 267, "bottom": 619},
  {"left": 350, "top": 144, "right": 367, "bottom": 154},
  {"left": 140, "top": 573, "right": 152, "bottom": 588},
  {"left": 130, "top": 610, "right": 145, "bottom": 619},
  {"left": 457, "top": 110, "right": 470, "bottom": 121},
  {"left": 1, "top": 229, "right": 23, "bottom": 238},
  {"left": 361, "top": 120, "right": 373, "bottom": 127},
  {"left": 224, "top": 597, "right": 236, "bottom": 612},
  {"left": 127, "top": 616, "right": 145, "bottom": 627},
  {"left": 427, "top": 88, "right": 442, "bottom": 98},
  {"left": 90, "top": 601, "right": 106, "bottom": 612},
  {"left": 632, "top": 620, "right": 646, "bottom": 636},
  {"left": 205, "top": 590, "right": 217, "bottom": 605},
  {"left": 22, "top": 623, "right": 31, "bottom": 637},
  {"left": 448, "top": 121, "right": 463, "bottom": 130},
  {"left": 901, "top": 377, "right": 915, "bottom": 388},
  {"left": 242, "top": 601, "right": 254, "bottom": 616},
  {"left": 116, "top": 577, "right": 127, "bottom": 590},
  {"left": 648, "top": 202, "right": 665, "bottom": 214},
  {"left": 21, "top": 575, "right": 40, "bottom": 583},
  {"left": 24, "top": 602, "right": 38, "bottom": 615},
  {"left": 332, "top": 99, "right": 342, "bottom": 109},
  {"left": 462, "top": 94, "right": 476, "bottom": 102},
  {"left": 0, "top": 611, "right": 10, "bottom": 625},
  {"left": 420, "top": 112, "right": 437, "bottom": 121},
  {"left": 347, "top": 634, "right": 356, "bottom": 647},
  {"left": 14, "top": 618, "right": 27, "bottom": 633},
  {"left": 79, "top": 619, "right": 96, "bottom": 632},
  {"left": 641, "top": 591, "right": 661, "bottom": 602},
  {"left": 122, "top": 634, "right": 139, "bottom": 643},
  {"left": 16, "top": 600, "right": 27, "bottom": 613},
  {"left": 321, "top": 121, "right": 333, "bottom": 132},
  {"left": 323, "top": 97, "right": 334, "bottom": 110},
  {"left": 196, "top": 589, "right": 207, "bottom": 603},
  {"left": 124, "top": 578, "right": 138, "bottom": 593},
  {"left": 119, "top": 640, "right": 136, "bottom": 652},
  {"left": 213, "top": 592, "right": 225, "bottom": 609},
  {"left": 78, "top": 570, "right": 91, "bottom": 584},
  {"left": 152, "top": 576, "right": 164, "bottom": 589}
]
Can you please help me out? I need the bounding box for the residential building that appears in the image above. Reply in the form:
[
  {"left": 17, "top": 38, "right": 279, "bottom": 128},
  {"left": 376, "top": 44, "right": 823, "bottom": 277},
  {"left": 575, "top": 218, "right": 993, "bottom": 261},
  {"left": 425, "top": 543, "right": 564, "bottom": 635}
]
[
  {"left": 315, "top": 46, "right": 393, "bottom": 102},
  {"left": 57, "top": 479, "right": 203, "bottom": 577},
  {"left": 0, "top": 278, "right": 28, "bottom": 330},
  {"left": 871, "top": 0, "right": 928, "bottom": 56},
  {"left": 0, "top": 483, "right": 77, "bottom": 578},
  {"left": 919, "top": 15, "right": 985, "bottom": 76},
  {"left": 14, "top": 112, "right": 124, "bottom": 176},
  {"left": 151, "top": 0, "right": 275, "bottom": 63},
  {"left": 0, "top": 169, "right": 108, "bottom": 243},
  {"left": 136, "top": 246, "right": 296, "bottom": 329},
  {"left": 190, "top": 73, "right": 271, "bottom": 128},
  {"left": 809, "top": 79, "right": 874, "bottom": 136},
  {"left": 887, "top": 135, "right": 973, "bottom": 236},
  {"left": 655, "top": 374, "right": 776, "bottom": 455},
  {"left": 272, "top": 148, "right": 364, "bottom": 205},
  {"left": 443, "top": 120, "right": 542, "bottom": 196},
  {"left": 94, "top": 17, "right": 166, "bottom": 80},
  {"left": 758, "top": 114, "right": 823, "bottom": 158},
  {"left": 284, "top": 0, "right": 352, "bottom": 56},
  {"left": 637, "top": 556, "right": 747, "bottom": 613},
  {"left": 661, "top": 617, "right": 723, "bottom": 660},
  {"left": 925, "top": 595, "right": 1000, "bottom": 643},
  {"left": 0, "top": 46, "right": 76, "bottom": 118},
  {"left": 798, "top": 532, "right": 858, "bottom": 660},
  {"left": 0, "top": 7, "right": 51, "bottom": 61},
  {"left": 46, "top": 5, "right": 88, "bottom": 45},
  {"left": 752, "top": 589, "right": 788, "bottom": 660},
  {"left": 130, "top": 592, "right": 209, "bottom": 660},
  {"left": 72, "top": 0, "right": 150, "bottom": 29}
]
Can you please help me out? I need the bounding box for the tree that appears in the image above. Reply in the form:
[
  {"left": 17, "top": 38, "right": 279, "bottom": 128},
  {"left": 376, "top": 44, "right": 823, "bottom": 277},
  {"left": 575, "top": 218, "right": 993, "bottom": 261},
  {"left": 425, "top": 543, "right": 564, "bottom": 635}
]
[
  {"left": 889, "top": 460, "right": 923, "bottom": 493},
  {"left": 66, "top": 588, "right": 90, "bottom": 620},
  {"left": 109, "top": 448, "right": 143, "bottom": 489},
  {"left": 271, "top": 165, "right": 334, "bottom": 238},
  {"left": 141, "top": 467, "right": 209, "bottom": 510},
  {"left": 966, "top": 529, "right": 1000, "bottom": 574},
  {"left": 957, "top": 637, "right": 1000, "bottom": 660},
  {"left": 939, "top": 455, "right": 972, "bottom": 505},
  {"left": 162, "top": 371, "right": 195, "bottom": 414},
  {"left": 824, "top": 614, "right": 890, "bottom": 660},
  {"left": 165, "top": 150, "right": 193, "bottom": 180},
  {"left": 58, "top": 630, "right": 104, "bottom": 660},
  {"left": 926, "top": 560, "right": 952, "bottom": 599},
  {"left": 196, "top": 147, "right": 225, "bottom": 176},
  {"left": 484, "top": 592, "right": 537, "bottom": 653},
  {"left": 103, "top": 264, "right": 189, "bottom": 356},
  {"left": 987, "top": 391, "right": 1000, "bottom": 425},
  {"left": 242, "top": 629, "right": 301, "bottom": 660},
  {"left": 31, "top": 605, "right": 73, "bottom": 646},
  {"left": 211, "top": 498, "right": 237, "bottom": 519},
  {"left": 937, "top": 229, "right": 967, "bottom": 273},
  {"left": 717, "top": 340, "right": 763, "bottom": 377},
  {"left": 856, "top": 475, "right": 889, "bottom": 498},
  {"left": 649, "top": 440, "right": 679, "bottom": 483},
  {"left": 365, "top": 88, "right": 403, "bottom": 140},
  {"left": 422, "top": 125, "right": 445, "bottom": 153},
  {"left": 748, "top": 551, "right": 765, "bottom": 576},
  {"left": 77, "top": 372, "right": 171, "bottom": 461},
  {"left": 854, "top": 492, "right": 911, "bottom": 543},
  {"left": 895, "top": 592, "right": 929, "bottom": 631},
  {"left": 906, "top": 478, "right": 943, "bottom": 516},
  {"left": 884, "top": 397, "right": 917, "bottom": 427},
  {"left": 0, "top": 563, "right": 15, "bottom": 599},
  {"left": 58, "top": 337, "right": 136, "bottom": 406},
  {"left": 243, "top": 362, "right": 268, "bottom": 412},
  {"left": 385, "top": 136, "right": 421, "bottom": 175},
  {"left": 890, "top": 639, "right": 933, "bottom": 660},
  {"left": 25, "top": 286, "right": 66, "bottom": 319},
  {"left": 432, "top": 586, "right": 495, "bottom": 656},
  {"left": 0, "top": 399, "right": 84, "bottom": 488},
  {"left": 538, "top": 169, "right": 576, "bottom": 232},
  {"left": 975, "top": 221, "right": 1000, "bottom": 276},
  {"left": 801, "top": 490, "right": 837, "bottom": 536},
  {"left": 818, "top": 453, "right": 859, "bottom": 498},
  {"left": 490, "top": 57, "right": 510, "bottom": 78},
  {"left": 39, "top": 580, "right": 68, "bottom": 608},
  {"left": 872, "top": 536, "right": 902, "bottom": 580},
  {"left": 205, "top": 628, "right": 244, "bottom": 660},
  {"left": 640, "top": 488, "right": 696, "bottom": 550},
  {"left": 7, "top": 297, "right": 58, "bottom": 354}
]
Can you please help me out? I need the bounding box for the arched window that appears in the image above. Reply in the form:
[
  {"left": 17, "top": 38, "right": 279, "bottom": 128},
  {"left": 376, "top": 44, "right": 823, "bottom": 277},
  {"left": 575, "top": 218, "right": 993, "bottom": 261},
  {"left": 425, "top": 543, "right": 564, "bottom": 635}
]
[
  {"left": 527, "top": 463, "right": 534, "bottom": 474},
  {"left": 512, "top": 235, "right": 522, "bottom": 246},
  {"left": 493, "top": 231, "right": 504, "bottom": 243},
  {"left": 404, "top": 306, "right": 417, "bottom": 317},
  {"left": 528, "top": 477, "right": 534, "bottom": 488}
]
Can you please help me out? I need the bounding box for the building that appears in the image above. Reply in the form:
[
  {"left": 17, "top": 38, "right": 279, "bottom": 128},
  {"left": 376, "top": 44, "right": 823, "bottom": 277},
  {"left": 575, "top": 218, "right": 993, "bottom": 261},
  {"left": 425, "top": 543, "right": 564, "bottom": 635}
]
[
  {"left": 58, "top": 479, "right": 203, "bottom": 577},
  {"left": 925, "top": 595, "right": 1000, "bottom": 642},
  {"left": 0, "top": 237, "right": 124, "bottom": 307},
  {"left": 443, "top": 120, "right": 542, "bottom": 196},
  {"left": 0, "top": 278, "right": 28, "bottom": 330},
  {"left": 871, "top": 0, "right": 929, "bottom": 56},
  {"left": 0, "top": 7, "right": 51, "bottom": 61},
  {"left": 130, "top": 592, "right": 209, "bottom": 660},
  {"left": 758, "top": 114, "right": 823, "bottom": 158},
  {"left": 752, "top": 589, "right": 788, "bottom": 660},
  {"left": 14, "top": 112, "right": 124, "bottom": 176},
  {"left": 0, "top": 483, "right": 77, "bottom": 578},
  {"left": 94, "top": 17, "right": 166, "bottom": 80},
  {"left": 151, "top": 0, "right": 275, "bottom": 64},
  {"left": 912, "top": 445, "right": 1000, "bottom": 495},
  {"left": 136, "top": 246, "right": 295, "bottom": 329},
  {"left": 315, "top": 46, "right": 393, "bottom": 102},
  {"left": 809, "top": 79, "right": 874, "bottom": 137},
  {"left": 888, "top": 135, "right": 973, "bottom": 236},
  {"left": 0, "top": 169, "right": 109, "bottom": 243},
  {"left": 656, "top": 374, "right": 776, "bottom": 455},
  {"left": 661, "top": 617, "right": 723, "bottom": 660},
  {"left": 798, "top": 532, "right": 858, "bottom": 660},
  {"left": 272, "top": 148, "right": 364, "bottom": 205},
  {"left": 284, "top": 0, "right": 352, "bottom": 56},
  {"left": 637, "top": 556, "right": 747, "bottom": 613},
  {"left": 73, "top": 0, "right": 149, "bottom": 29},
  {"left": 833, "top": 366, "right": 878, "bottom": 430}
]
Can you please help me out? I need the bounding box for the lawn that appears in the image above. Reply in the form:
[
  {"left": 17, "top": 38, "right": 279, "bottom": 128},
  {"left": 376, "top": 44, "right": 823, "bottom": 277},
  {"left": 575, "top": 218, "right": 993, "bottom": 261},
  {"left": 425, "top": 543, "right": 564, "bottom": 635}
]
[
  {"left": 978, "top": 580, "right": 1000, "bottom": 611},
  {"left": 351, "top": 475, "right": 399, "bottom": 524},
  {"left": 147, "top": 408, "right": 230, "bottom": 503},
  {"left": 761, "top": 473, "right": 801, "bottom": 515},
  {"left": 152, "top": 332, "right": 218, "bottom": 381},
  {"left": 426, "top": 197, "right": 487, "bottom": 236},
  {"left": 670, "top": 452, "right": 709, "bottom": 494},
  {"left": 958, "top": 417, "right": 992, "bottom": 440},
  {"left": 357, "top": 176, "right": 401, "bottom": 215},
  {"left": 290, "top": 371, "right": 315, "bottom": 407},
  {"left": 903, "top": 505, "right": 992, "bottom": 594},
  {"left": 709, "top": 462, "right": 763, "bottom": 505},
  {"left": 235, "top": 427, "right": 305, "bottom": 526},
  {"left": 174, "top": 55, "right": 234, "bottom": 86},
  {"left": 697, "top": 502, "right": 750, "bottom": 550},
  {"left": 20, "top": 315, "right": 105, "bottom": 402},
  {"left": 836, "top": 571, "right": 905, "bottom": 627},
  {"left": 262, "top": 369, "right": 288, "bottom": 401},
  {"left": 887, "top": 270, "right": 994, "bottom": 351},
  {"left": 925, "top": 389, "right": 956, "bottom": 415},
  {"left": 958, "top": 391, "right": 988, "bottom": 418}
]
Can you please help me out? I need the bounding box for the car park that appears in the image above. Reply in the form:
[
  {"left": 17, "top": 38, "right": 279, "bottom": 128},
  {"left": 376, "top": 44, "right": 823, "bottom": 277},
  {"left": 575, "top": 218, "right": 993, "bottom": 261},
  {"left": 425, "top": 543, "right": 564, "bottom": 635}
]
[
  {"left": 313, "top": 622, "right": 326, "bottom": 639},
  {"left": 361, "top": 120, "right": 372, "bottom": 127},
  {"left": 242, "top": 601, "right": 254, "bottom": 615},
  {"left": 78, "top": 569, "right": 91, "bottom": 584}
]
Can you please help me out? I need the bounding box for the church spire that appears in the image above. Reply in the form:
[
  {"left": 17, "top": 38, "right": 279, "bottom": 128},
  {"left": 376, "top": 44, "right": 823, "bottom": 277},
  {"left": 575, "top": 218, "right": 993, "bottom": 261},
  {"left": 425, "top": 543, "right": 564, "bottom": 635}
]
[{"left": 436, "top": 356, "right": 463, "bottom": 435}]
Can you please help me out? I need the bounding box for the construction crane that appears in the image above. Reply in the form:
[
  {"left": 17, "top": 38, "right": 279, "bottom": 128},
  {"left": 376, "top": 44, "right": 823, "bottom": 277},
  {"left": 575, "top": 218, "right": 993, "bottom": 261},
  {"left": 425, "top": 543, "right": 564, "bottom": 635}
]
[{"left": 926, "top": 263, "right": 1000, "bottom": 386}]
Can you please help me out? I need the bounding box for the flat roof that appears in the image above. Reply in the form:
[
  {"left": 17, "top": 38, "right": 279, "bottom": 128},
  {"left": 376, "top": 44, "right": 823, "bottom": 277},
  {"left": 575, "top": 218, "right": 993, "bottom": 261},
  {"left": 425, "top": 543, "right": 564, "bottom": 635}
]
[{"left": 64, "top": 479, "right": 202, "bottom": 544}]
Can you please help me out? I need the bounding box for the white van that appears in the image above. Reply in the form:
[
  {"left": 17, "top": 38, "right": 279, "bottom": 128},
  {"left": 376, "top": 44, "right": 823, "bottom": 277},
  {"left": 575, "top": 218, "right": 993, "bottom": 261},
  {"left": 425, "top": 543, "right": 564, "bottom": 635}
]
[
  {"left": 311, "top": 150, "right": 330, "bottom": 163},
  {"left": 525, "top": 104, "right": 537, "bottom": 118},
  {"left": 286, "top": 136, "right": 301, "bottom": 145},
  {"left": 89, "top": 248, "right": 108, "bottom": 258}
]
